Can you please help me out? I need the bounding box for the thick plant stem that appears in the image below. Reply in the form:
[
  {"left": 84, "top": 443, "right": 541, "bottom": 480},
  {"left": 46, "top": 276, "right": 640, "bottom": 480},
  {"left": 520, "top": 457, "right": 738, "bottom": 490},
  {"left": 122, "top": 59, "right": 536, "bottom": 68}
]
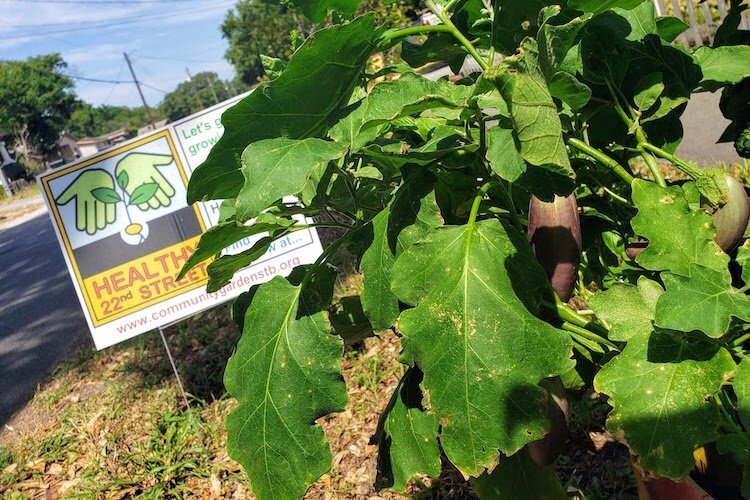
[
  {"left": 468, "top": 181, "right": 497, "bottom": 229},
  {"left": 381, "top": 24, "right": 454, "bottom": 42},
  {"left": 568, "top": 138, "right": 635, "bottom": 185},
  {"left": 561, "top": 322, "right": 617, "bottom": 351},
  {"left": 425, "top": 0, "right": 489, "bottom": 71},
  {"left": 635, "top": 129, "right": 667, "bottom": 187},
  {"left": 554, "top": 300, "right": 614, "bottom": 345},
  {"left": 496, "top": 182, "right": 523, "bottom": 232},
  {"left": 641, "top": 142, "right": 705, "bottom": 180}
]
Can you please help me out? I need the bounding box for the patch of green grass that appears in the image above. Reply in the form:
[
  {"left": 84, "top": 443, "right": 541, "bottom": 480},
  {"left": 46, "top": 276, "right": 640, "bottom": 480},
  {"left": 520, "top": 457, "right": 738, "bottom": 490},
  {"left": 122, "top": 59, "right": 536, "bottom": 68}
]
[{"left": 0, "top": 183, "right": 40, "bottom": 205}]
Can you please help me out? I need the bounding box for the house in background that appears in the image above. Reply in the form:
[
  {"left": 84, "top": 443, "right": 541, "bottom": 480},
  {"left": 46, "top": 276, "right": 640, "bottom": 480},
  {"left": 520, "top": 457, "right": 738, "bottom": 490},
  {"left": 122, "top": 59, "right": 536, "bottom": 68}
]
[
  {"left": 77, "top": 128, "right": 133, "bottom": 158},
  {"left": 57, "top": 133, "right": 81, "bottom": 163},
  {"left": 137, "top": 119, "right": 168, "bottom": 136}
]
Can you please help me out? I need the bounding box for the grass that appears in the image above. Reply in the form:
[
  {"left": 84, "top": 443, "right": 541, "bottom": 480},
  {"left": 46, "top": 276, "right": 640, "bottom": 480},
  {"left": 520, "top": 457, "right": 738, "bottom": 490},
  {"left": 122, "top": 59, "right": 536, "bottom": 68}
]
[
  {"left": 0, "top": 182, "right": 40, "bottom": 206},
  {"left": 0, "top": 257, "right": 637, "bottom": 499}
]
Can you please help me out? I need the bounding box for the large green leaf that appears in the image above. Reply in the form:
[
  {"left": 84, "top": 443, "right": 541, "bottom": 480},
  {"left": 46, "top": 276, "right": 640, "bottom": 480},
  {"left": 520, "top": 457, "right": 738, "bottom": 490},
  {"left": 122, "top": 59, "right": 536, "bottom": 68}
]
[
  {"left": 360, "top": 209, "right": 400, "bottom": 331},
  {"left": 487, "top": 39, "right": 574, "bottom": 179},
  {"left": 594, "top": 331, "right": 735, "bottom": 478},
  {"left": 734, "top": 358, "right": 750, "bottom": 430},
  {"left": 235, "top": 138, "right": 347, "bottom": 220},
  {"left": 373, "top": 367, "right": 441, "bottom": 491},
  {"left": 694, "top": 45, "right": 750, "bottom": 91},
  {"left": 187, "top": 15, "right": 382, "bottom": 202},
  {"left": 633, "top": 72, "right": 665, "bottom": 112},
  {"left": 205, "top": 236, "right": 276, "bottom": 293},
  {"left": 329, "top": 73, "right": 473, "bottom": 152},
  {"left": 486, "top": 124, "right": 526, "bottom": 182},
  {"left": 538, "top": 12, "right": 590, "bottom": 78},
  {"left": 471, "top": 448, "right": 567, "bottom": 500},
  {"left": 630, "top": 179, "right": 729, "bottom": 276},
  {"left": 391, "top": 220, "right": 573, "bottom": 476},
  {"left": 588, "top": 276, "right": 663, "bottom": 342},
  {"left": 655, "top": 264, "right": 750, "bottom": 338},
  {"left": 359, "top": 170, "right": 442, "bottom": 330},
  {"left": 179, "top": 215, "right": 295, "bottom": 280},
  {"left": 225, "top": 275, "right": 347, "bottom": 500}
]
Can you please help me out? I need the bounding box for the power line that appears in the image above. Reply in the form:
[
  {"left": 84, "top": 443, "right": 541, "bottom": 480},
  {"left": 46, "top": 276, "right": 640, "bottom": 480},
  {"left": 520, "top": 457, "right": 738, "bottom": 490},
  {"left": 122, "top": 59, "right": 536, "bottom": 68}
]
[
  {"left": 66, "top": 74, "right": 130, "bottom": 83},
  {"left": 0, "top": 1, "right": 233, "bottom": 40},
  {"left": 101, "top": 58, "right": 126, "bottom": 106},
  {"left": 139, "top": 81, "right": 168, "bottom": 94}
]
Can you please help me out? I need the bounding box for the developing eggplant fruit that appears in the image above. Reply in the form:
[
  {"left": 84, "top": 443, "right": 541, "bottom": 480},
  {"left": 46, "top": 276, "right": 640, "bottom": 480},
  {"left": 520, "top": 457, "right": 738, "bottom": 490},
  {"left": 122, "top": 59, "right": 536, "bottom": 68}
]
[
  {"left": 527, "top": 194, "right": 582, "bottom": 302},
  {"left": 527, "top": 377, "right": 569, "bottom": 466},
  {"left": 625, "top": 240, "right": 648, "bottom": 260},
  {"left": 712, "top": 174, "right": 749, "bottom": 253}
]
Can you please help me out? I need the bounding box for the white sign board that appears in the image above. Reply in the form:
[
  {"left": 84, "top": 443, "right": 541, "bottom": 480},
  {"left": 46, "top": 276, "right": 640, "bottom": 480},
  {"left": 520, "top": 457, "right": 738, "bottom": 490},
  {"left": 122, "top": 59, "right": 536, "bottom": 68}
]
[{"left": 39, "top": 95, "right": 324, "bottom": 350}]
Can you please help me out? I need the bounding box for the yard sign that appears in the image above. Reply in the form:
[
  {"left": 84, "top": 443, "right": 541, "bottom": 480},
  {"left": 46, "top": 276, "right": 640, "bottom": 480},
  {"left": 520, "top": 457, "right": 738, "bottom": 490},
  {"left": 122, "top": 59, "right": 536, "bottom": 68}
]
[{"left": 39, "top": 94, "right": 324, "bottom": 350}]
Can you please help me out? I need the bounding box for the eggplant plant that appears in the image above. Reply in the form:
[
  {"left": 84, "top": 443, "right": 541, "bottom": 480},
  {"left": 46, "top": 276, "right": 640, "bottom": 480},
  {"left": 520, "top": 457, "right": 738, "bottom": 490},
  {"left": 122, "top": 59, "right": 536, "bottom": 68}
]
[{"left": 181, "top": 0, "right": 750, "bottom": 497}]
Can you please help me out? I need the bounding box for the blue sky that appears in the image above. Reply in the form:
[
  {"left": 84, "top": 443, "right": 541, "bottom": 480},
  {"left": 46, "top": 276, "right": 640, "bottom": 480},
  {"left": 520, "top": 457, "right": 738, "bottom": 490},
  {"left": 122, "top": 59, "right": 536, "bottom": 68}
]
[{"left": 0, "top": 0, "right": 238, "bottom": 108}]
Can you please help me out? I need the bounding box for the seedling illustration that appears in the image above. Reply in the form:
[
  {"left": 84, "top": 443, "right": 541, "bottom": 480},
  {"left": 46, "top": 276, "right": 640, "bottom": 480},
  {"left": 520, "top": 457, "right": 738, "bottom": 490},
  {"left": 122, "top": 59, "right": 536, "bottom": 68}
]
[{"left": 56, "top": 153, "right": 176, "bottom": 243}]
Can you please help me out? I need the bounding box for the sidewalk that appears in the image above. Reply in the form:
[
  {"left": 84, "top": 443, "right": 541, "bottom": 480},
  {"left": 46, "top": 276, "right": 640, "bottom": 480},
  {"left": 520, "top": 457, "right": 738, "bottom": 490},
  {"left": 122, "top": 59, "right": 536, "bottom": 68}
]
[{"left": 0, "top": 195, "right": 47, "bottom": 231}]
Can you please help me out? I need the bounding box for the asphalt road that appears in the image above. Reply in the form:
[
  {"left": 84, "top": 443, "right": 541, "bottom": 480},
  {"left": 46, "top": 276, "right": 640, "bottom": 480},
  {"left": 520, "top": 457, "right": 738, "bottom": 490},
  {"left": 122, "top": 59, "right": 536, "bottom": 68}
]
[
  {"left": 677, "top": 90, "right": 743, "bottom": 166},
  {"left": 0, "top": 211, "right": 89, "bottom": 426}
]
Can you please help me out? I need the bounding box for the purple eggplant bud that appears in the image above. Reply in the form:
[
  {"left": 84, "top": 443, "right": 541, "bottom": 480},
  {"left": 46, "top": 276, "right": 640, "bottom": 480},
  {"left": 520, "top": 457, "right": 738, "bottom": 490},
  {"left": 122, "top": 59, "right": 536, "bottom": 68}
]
[{"left": 527, "top": 194, "right": 582, "bottom": 302}]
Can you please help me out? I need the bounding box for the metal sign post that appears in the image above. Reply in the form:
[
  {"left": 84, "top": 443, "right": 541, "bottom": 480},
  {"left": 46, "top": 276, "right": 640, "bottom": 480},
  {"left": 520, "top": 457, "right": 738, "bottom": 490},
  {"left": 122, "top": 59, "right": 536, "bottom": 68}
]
[{"left": 157, "top": 325, "right": 198, "bottom": 429}]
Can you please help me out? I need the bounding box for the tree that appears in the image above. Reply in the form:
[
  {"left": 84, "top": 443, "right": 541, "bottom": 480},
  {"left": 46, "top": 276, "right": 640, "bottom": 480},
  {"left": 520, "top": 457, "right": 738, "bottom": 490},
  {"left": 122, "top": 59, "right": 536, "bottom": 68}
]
[
  {"left": 221, "top": 0, "right": 421, "bottom": 85},
  {"left": 0, "top": 54, "right": 76, "bottom": 167},
  {"left": 67, "top": 103, "right": 163, "bottom": 138},
  {"left": 221, "top": 1, "right": 307, "bottom": 85},
  {"left": 159, "top": 71, "right": 232, "bottom": 122}
]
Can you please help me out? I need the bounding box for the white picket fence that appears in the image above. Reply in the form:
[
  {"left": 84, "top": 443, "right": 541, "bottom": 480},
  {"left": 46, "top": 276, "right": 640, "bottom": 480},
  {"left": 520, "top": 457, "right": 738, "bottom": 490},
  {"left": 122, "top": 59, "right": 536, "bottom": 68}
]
[{"left": 654, "top": 0, "right": 750, "bottom": 45}]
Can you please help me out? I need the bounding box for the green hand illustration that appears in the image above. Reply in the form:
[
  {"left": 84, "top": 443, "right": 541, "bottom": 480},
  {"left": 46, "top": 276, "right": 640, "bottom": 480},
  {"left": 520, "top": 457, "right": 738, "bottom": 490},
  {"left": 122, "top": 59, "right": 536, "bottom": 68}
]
[
  {"left": 56, "top": 169, "right": 117, "bottom": 235},
  {"left": 115, "top": 153, "right": 176, "bottom": 211}
]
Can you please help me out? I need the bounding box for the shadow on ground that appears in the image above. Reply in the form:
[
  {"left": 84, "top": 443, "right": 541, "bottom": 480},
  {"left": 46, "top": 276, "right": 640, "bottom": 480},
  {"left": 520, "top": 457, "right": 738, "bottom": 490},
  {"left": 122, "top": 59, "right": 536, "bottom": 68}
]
[{"left": 0, "top": 213, "right": 90, "bottom": 426}]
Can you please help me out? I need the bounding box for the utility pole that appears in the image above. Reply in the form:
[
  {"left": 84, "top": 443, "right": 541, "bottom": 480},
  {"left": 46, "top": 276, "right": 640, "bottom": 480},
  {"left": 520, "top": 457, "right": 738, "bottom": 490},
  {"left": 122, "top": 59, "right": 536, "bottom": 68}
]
[
  {"left": 185, "top": 67, "right": 205, "bottom": 110},
  {"left": 206, "top": 73, "right": 220, "bottom": 105},
  {"left": 123, "top": 52, "right": 155, "bottom": 128}
]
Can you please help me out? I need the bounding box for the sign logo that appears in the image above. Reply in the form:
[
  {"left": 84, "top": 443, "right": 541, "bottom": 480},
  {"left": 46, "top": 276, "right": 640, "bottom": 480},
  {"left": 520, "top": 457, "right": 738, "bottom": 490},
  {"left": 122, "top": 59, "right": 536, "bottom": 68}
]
[{"left": 56, "top": 152, "right": 178, "bottom": 244}]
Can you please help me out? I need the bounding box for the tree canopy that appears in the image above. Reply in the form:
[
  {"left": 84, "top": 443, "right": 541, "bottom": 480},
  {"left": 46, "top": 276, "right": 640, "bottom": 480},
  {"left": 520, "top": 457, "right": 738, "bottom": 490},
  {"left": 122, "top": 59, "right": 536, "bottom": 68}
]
[
  {"left": 0, "top": 54, "right": 76, "bottom": 163},
  {"left": 159, "top": 71, "right": 235, "bottom": 122},
  {"left": 67, "top": 103, "right": 164, "bottom": 139},
  {"left": 221, "top": 0, "right": 421, "bottom": 85}
]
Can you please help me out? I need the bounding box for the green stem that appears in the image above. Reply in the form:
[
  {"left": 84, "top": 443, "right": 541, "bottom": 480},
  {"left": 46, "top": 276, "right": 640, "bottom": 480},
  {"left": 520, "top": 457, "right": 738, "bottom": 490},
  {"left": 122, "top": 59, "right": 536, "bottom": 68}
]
[
  {"left": 381, "top": 24, "right": 454, "bottom": 42},
  {"left": 425, "top": 0, "right": 489, "bottom": 71},
  {"left": 635, "top": 130, "right": 667, "bottom": 187},
  {"left": 739, "top": 284, "right": 750, "bottom": 294},
  {"left": 714, "top": 394, "right": 750, "bottom": 441},
  {"left": 732, "top": 332, "right": 750, "bottom": 346},
  {"left": 563, "top": 322, "right": 618, "bottom": 351},
  {"left": 641, "top": 142, "right": 704, "bottom": 180},
  {"left": 551, "top": 298, "right": 614, "bottom": 341},
  {"left": 468, "top": 181, "right": 497, "bottom": 229},
  {"left": 300, "top": 232, "right": 351, "bottom": 291},
  {"left": 494, "top": 182, "right": 523, "bottom": 232},
  {"left": 568, "top": 138, "right": 635, "bottom": 185},
  {"left": 337, "top": 166, "right": 359, "bottom": 217}
]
